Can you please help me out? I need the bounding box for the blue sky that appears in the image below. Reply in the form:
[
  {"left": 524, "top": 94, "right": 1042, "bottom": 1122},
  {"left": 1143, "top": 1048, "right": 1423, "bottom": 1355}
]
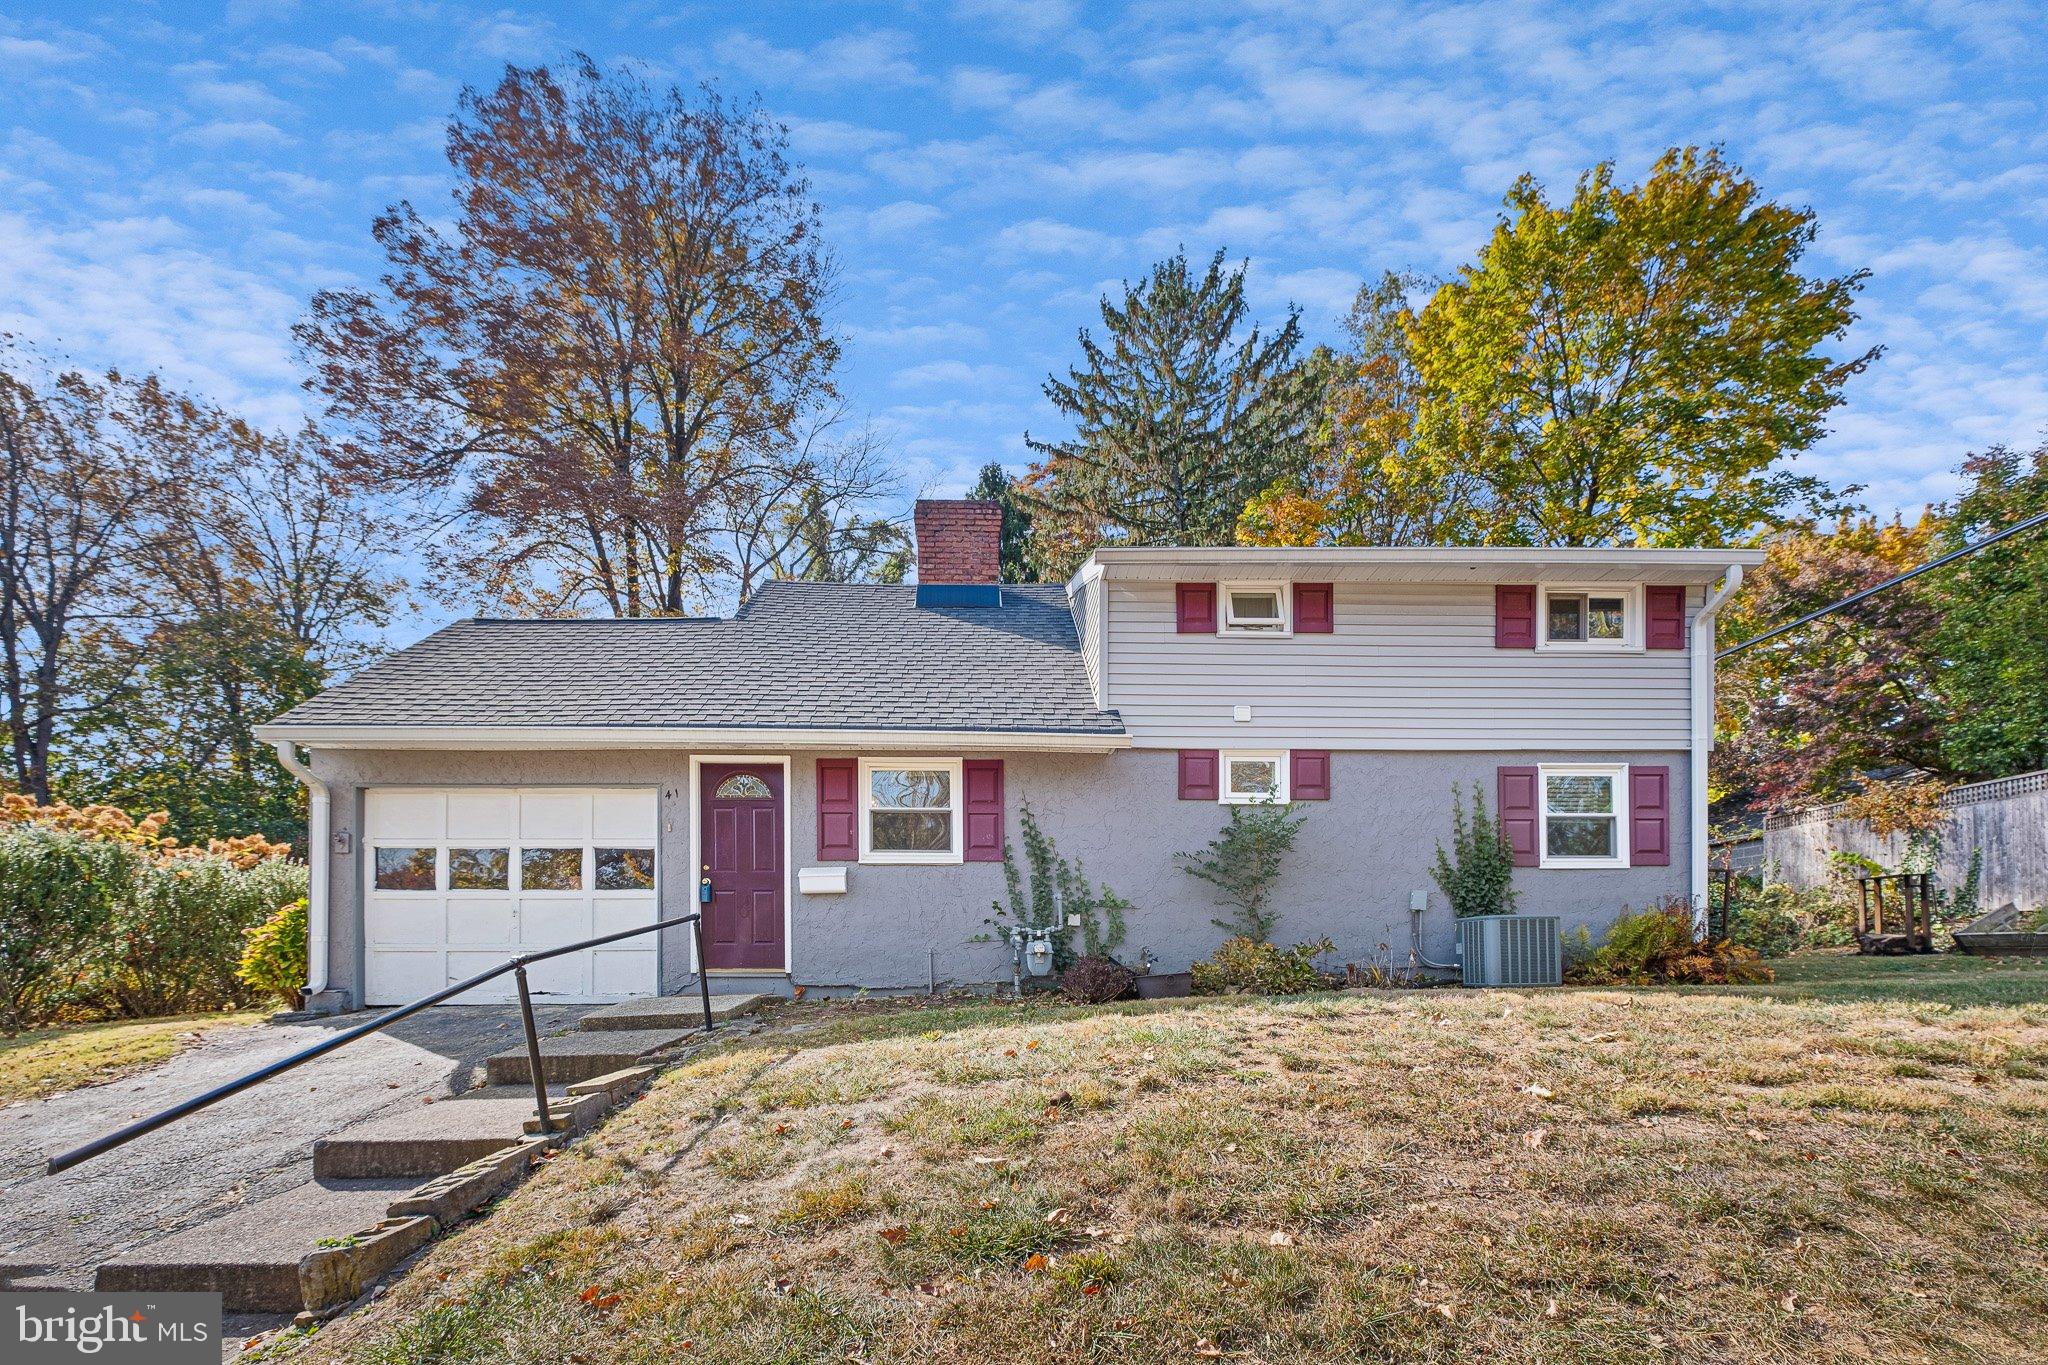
[{"left": 4, "top": 0, "right": 2045, "bottom": 552}]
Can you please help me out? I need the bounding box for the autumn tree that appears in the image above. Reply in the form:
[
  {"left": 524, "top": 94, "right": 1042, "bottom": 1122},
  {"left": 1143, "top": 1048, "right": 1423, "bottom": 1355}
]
[
  {"left": 1239, "top": 272, "right": 1482, "bottom": 546},
  {"left": 1410, "top": 147, "right": 1873, "bottom": 547},
  {"left": 1933, "top": 444, "right": 2048, "bottom": 778},
  {"left": 64, "top": 420, "right": 405, "bottom": 838},
  {"left": 1713, "top": 515, "right": 1948, "bottom": 812},
  {"left": 720, "top": 415, "right": 909, "bottom": 600},
  {"left": 1023, "top": 251, "right": 1324, "bottom": 578},
  {"left": 0, "top": 346, "right": 185, "bottom": 802},
  {"left": 298, "top": 57, "right": 840, "bottom": 616}
]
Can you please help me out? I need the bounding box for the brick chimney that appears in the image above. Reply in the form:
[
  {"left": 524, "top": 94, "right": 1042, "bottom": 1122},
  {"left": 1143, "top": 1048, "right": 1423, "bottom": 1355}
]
[{"left": 914, "top": 498, "right": 1003, "bottom": 584}]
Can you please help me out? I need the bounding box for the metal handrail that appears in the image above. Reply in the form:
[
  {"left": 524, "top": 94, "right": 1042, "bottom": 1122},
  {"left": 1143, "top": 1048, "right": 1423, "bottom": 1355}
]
[{"left": 47, "top": 912, "right": 714, "bottom": 1175}]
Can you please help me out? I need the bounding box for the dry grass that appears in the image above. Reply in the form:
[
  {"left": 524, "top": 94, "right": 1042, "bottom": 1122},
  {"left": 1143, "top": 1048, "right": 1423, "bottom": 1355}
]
[
  {"left": 272, "top": 959, "right": 2048, "bottom": 1364},
  {"left": 0, "top": 1011, "right": 264, "bottom": 1104}
]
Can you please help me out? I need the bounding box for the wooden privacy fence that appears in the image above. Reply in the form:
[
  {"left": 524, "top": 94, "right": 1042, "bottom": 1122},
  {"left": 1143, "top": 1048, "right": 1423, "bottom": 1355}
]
[{"left": 1856, "top": 872, "right": 1936, "bottom": 954}]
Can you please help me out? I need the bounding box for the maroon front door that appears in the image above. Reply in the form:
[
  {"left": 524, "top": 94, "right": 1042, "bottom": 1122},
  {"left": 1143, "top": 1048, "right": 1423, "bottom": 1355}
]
[{"left": 700, "top": 763, "right": 785, "bottom": 970}]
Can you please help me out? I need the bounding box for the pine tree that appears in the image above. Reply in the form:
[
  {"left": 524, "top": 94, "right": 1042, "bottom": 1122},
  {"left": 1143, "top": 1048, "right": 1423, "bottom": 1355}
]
[
  {"left": 1022, "top": 251, "right": 1325, "bottom": 578},
  {"left": 968, "top": 463, "right": 1038, "bottom": 583}
]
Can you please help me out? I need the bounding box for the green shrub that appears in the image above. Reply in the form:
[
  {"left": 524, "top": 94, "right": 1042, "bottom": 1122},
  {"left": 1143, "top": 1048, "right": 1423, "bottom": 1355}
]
[
  {"left": 98, "top": 855, "right": 310, "bottom": 1017},
  {"left": 1191, "top": 936, "right": 1336, "bottom": 996},
  {"left": 1565, "top": 902, "right": 1772, "bottom": 986},
  {"left": 1177, "top": 803, "right": 1307, "bottom": 942},
  {"left": 238, "top": 897, "right": 309, "bottom": 1007},
  {"left": 0, "top": 826, "right": 135, "bottom": 1031},
  {"left": 1431, "top": 783, "right": 1518, "bottom": 918},
  {"left": 1727, "top": 898, "right": 1801, "bottom": 958}
]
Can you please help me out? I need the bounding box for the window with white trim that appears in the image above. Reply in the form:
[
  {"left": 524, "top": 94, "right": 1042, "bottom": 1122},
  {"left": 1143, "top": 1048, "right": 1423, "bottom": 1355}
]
[
  {"left": 1538, "top": 763, "right": 1629, "bottom": 867},
  {"left": 1220, "top": 582, "right": 1291, "bottom": 635},
  {"left": 1539, "top": 584, "right": 1642, "bottom": 650},
  {"left": 1221, "top": 750, "right": 1288, "bottom": 804},
  {"left": 859, "top": 758, "right": 962, "bottom": 863}
]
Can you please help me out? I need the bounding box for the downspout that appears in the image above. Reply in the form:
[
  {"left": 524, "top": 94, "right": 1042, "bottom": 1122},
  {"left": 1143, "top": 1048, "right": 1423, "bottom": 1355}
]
[
  {"left": 1689, "top": 565, "right": 1744, "bottom": 934},
  {"left": 272, "top": 741, "right": 331, "bottom": 1006}
]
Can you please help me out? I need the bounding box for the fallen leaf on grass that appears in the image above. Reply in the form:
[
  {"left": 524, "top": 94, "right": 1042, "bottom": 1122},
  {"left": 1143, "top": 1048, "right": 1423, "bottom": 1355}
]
[
  {"left": 730, "top": 1213, "right": 755, "bottom": 1227},
  {"left": 877, "top": 1226, "right": 908, "bottom": 1244},
  {"left": 1522, "top": 1129, "right": 1549, "bottom": 1149},
  {"left": 1022, "top": 1253, "right": 1049, "bottom": 1272},
  {"left": 1521, "top": 1083, "right": 1553, "bottom": 1100},
  {"left": 1545, "top": 1298, "right": 1559, "bottom": 1319},
  {"left": 1192, "top": 1337, "right": 1224, "bottom": 1357},
  {"left": 1266, "top": 1231, "right": 1295, "bottom": 1247},
  {"left": 1046, "top": 1207, "right": 1073, "bottom": 1227}
]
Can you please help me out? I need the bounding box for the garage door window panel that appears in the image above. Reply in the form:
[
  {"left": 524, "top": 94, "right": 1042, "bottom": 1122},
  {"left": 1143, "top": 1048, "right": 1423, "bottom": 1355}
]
[
  {"left": 448, "top": 847, "right": 509, "bottom": 890},
  {"left": 374, "top": 846, "right": 438, "bottom": 891},
  {"left": 520, "top": 847, "right": 584, "bottom": 890},
  {"left": 596, "top": 847, "right": 656, "bottom": 890}
]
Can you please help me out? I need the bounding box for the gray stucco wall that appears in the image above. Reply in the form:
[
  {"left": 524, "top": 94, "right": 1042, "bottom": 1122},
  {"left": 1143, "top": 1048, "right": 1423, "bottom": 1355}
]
[{"left": 311, "top": 746, "right": 1690, "bottom": 1003}]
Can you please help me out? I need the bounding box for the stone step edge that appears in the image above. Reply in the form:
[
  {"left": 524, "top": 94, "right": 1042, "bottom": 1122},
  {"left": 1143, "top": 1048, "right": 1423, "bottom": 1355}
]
[{"left": 297, "top": 1067, "right": 669, "bottom": 1316}]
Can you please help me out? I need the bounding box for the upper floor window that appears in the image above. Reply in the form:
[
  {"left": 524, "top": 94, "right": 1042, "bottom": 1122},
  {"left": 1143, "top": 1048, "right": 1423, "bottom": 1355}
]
[
  {"left": 1222, "top": 750, "right": 1288, "bottom": 804},
  {"left": 1539, "top": 584, "right": 1642, "bottom": 651},
  {"left": 1221, "top": 582, "right": 1290, "bottom": 635}
]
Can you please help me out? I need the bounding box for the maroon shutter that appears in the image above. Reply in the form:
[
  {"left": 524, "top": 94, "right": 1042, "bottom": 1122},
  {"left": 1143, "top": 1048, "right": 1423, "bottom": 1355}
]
[
  {"left": 1175, "top": 582, "right": 1216, "bottom": 633},
  {"left": 1177, "top": 749, "right": 1219, "bottom": 800},
  {"left": 1290, "top": 750, "right": 1331, "bottom": 800},
  {"left": 1498, "top": 765, "right": 1540, "bottom": 868},
  {"left": 963, "top": 759, "right": 1004, "bottom": 862},
  {"left": 1495, "top": 585, "right": 1537, "bottom": 648},
  {"left": 1645, "top": 587, "right": 1687, "bottom": 650},
  {"left": 1629, "top": 765, "right": 1671, "bottom": 866},
  {"left": 1295, "top": 583, "right": 1334, "bottom": 633},
  {"left": 816, "top": 758, "right": 858, "bottom": 860}
]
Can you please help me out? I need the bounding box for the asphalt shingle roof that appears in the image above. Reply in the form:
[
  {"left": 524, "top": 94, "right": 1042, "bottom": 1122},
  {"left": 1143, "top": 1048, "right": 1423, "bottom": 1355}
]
[{"left": 268, "top": 582, "right": 1123, "bottom": 735}]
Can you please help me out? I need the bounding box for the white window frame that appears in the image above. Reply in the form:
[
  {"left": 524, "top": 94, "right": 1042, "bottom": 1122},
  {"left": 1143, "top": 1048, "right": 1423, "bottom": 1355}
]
[
  {"left": 1537, "top": 762, "right": 1630, "bottom": 869},
  {"left": 1536, "top": 583, "right": 1644, "bottom": 652},
  {"left": 1220, "top": 750, "right": 1290, "bottom": 805},
  {"left": 1218, "top": 581, "right": 1293, "bottom": 637},
  {"left": 858, "top": 757, "right": 964, "bottom": 865}
]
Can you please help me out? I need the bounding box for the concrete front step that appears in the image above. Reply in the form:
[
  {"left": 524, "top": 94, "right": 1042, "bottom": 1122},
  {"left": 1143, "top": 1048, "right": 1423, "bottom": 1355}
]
[
  {"left": 484, "top": 1028, "right": 697, "bottom": 1086},
  {"left": 578, "top": 992, "right": 766, "bottom": 1031},
  {"left": 311, "top": 1091, "right": 604, "bottom": 1179},
  {"left": 95, "top": 1178, "right": 416, "bottom": 1313}
]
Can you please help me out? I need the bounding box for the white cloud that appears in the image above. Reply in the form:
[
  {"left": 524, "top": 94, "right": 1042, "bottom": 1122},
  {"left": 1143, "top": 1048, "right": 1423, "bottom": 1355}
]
[
  {"left": 866, "top": 201, "right": 945, "bottom": 235},
  {"left": 713, "top": 29, "right": 927, "bottom": 91},
  {"left": 173, "top": 119, "right": 298, "bottom": 149},
  {"left": 0, "top": 210, "right": 308, "bottom": 428},
  {"left": 993, "top": 218, "right": 1121, "bottom": 258}
]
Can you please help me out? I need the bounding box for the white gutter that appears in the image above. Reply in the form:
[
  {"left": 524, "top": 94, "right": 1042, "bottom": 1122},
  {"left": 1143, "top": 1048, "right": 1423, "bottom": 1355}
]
[
  {"left": 1689, "top": 565, "right": 1745, "bottom": 933},
  {"left": 271, "top": 741, "right": 331, "bottom": 1004},
  {"left": 254, "top": 724, "right": 1131, "bottom": 753}
]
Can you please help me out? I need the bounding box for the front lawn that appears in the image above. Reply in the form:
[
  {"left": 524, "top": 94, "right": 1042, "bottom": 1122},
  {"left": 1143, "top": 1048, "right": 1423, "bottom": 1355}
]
[
  {"left": 0, "top": 1011, "right": 265, "bottom": 1105},
  {"left": 275, "top": 960, "right": 2048, "bottom": 1364}
]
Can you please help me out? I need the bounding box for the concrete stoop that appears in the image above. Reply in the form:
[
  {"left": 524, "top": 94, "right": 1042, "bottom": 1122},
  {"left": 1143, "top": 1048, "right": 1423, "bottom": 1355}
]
[
  {"left": 483, "top": 1027, "right": 703, "bottom": 1086},
  {"left": 72, "top": 994, "right": 754, "bottom": 1319}
]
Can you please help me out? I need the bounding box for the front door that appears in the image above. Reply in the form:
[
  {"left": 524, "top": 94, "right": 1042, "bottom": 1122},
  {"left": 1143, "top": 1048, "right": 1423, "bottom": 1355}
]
[{"left": 699, "top": 763, "right": 786, "bottom": 970}]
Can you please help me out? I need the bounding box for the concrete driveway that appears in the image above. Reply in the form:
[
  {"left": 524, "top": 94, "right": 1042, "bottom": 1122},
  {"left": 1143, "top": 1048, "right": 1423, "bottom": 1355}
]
[{"left": 0, "top": 1004, "right": 586, "bottom": 1290}]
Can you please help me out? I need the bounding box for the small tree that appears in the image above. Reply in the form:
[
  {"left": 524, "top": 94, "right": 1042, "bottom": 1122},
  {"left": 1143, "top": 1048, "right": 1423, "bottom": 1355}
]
[
  {"left": 1431, "top": 783, "right": 1519, "bottom": 917},
  {"left": 990, "top": 803, "right": 1129, "bottom": 970},
  {"left": 1176, "top": 802, "right": 1306, "bottom": 942}
]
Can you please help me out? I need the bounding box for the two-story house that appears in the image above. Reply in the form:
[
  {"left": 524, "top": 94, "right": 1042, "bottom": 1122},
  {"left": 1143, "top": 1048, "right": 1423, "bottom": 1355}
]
[{"left": 255, "top": 500, "right": 1761, "bottom": 1010}]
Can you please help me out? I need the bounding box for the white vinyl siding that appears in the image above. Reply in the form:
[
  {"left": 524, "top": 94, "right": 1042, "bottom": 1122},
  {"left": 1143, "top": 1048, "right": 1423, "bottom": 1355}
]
[
  {"left": 1070, "top": 571, "right": 1105, "bottom": 706},
  {"left": 1105, "top": 579, "right": 1694, "bottom": 749}
]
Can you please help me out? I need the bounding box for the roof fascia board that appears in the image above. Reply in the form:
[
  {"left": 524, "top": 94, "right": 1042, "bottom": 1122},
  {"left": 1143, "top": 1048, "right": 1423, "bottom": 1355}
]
[{"left": 252, "top": 723, "right": 1132, "bottom": 753}]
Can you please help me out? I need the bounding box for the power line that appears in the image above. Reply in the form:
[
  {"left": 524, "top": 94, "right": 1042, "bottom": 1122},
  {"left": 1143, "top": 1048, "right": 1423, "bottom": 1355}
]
[{"left": 1717, "top": 506, "right": 2048, "bottom": 661}]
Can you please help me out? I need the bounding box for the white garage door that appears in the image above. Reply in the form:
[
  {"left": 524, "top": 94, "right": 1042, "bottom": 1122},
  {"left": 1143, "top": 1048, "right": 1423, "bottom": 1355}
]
[{"left": 363, "top": 787, "right": 660, "bottom": 1006}]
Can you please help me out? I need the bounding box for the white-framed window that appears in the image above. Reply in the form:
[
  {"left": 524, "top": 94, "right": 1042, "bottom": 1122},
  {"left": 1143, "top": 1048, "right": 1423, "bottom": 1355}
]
[
  {"left": 1220, "top": 582, "right": 1291, "bottom": 636},
  {"left": 859, "top": 757, "right": 962, "bottom": 864},
  {"left": 1538, "top": 763, "right": 1629, "bottom": 868},
  {"left": 1538, "top": 583, "right": 1642, "bottom": 651},
  {"left": 1220, "top": 750, "right": 1289, "bottom": 805}
]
